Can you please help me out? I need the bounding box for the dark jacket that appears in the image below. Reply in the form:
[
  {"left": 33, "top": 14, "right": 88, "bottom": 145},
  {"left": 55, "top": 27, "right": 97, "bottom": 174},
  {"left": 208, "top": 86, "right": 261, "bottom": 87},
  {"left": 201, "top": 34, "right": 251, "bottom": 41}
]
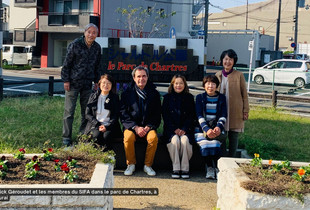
[
  {"left": 195, "top": 91, "right": 227, "bottom": 133},
  {"left": 61, "top": 36, "right": 101, "bottom": 90},
  {"left": 120, "top": 80, "right": 161, "bottom": 131},
  {"left": 84, "top": 90, "right": 121, "bottom": 135},
  {"left": 162, "top": 92, "right": 196, "bottom": 144}
]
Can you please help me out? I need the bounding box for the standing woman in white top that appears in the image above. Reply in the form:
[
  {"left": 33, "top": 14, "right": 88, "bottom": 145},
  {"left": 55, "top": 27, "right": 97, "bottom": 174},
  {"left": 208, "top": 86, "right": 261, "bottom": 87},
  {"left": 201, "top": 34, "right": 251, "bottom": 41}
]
[
  {"left": 84, "top": 74, "right": 121, "bottom": 149},
  {"left": 215, "top": 49, "right": 250, "bottom": 157}
]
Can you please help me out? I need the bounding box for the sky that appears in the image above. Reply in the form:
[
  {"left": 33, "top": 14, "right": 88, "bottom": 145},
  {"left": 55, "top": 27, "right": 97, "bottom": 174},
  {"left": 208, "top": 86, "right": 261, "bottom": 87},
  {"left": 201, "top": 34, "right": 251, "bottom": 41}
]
[
  {"left": 209, "top": 0, "right": 267, "bottom": 13},
  {"left": 3, "top": 0, "right": 9, "bottom": 5}
]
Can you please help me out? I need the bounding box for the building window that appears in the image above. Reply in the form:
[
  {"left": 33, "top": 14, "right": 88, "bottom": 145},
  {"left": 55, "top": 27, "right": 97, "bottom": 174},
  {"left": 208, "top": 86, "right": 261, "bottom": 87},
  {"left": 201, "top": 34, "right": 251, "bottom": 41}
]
[
  {"left": 80, "top": 0, "right": 88, "bottom": 11},
  {"left": 79, "top": 0, "right": 93, "bottom": 13},
  {"left": 54, "top": 0, "right": 72, "bottom": 13},
  {"left": 55, "top": 0, "right": 64, "bottom": 13},
  {"left": 64, "top": 1, "right": 72, "bottom": 13}
]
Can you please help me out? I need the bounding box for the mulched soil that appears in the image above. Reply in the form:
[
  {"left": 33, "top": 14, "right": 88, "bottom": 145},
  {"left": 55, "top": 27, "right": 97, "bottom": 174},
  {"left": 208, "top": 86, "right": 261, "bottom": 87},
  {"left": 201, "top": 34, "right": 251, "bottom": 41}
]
[
  {"left": 0, "top": 156, "right": 97, "bottom": 184},
  {"left": 240, "top": 164, "right": 310, "bottom": 197}
]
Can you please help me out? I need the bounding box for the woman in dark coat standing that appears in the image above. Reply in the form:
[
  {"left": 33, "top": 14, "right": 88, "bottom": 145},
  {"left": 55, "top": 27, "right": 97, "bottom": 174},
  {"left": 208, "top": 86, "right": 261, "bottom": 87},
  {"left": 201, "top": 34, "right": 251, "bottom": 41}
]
[
  {"left": 162, "top": 75, "right": 196, "bottom": 179},
  {"left": 84, "top": 74, "right": 121, "bottom": 149}
]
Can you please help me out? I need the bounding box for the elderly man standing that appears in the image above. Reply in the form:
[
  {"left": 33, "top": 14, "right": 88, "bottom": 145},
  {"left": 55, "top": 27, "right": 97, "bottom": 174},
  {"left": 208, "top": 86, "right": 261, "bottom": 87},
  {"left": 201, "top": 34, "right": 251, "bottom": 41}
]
[
  {"left": 120, "top": 66, "right": 161, "bottom": 176},
  {"left": 61, "top": 23, "right": 101, "bottom": 146}
]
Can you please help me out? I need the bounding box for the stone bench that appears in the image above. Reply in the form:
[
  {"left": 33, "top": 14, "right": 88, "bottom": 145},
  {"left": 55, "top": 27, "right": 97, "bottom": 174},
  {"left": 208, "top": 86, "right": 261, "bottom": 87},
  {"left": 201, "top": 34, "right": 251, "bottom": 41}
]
[
  {"left": 111, "top": 132, "right": 243, "bottom": 171},
  {"left": 111, "top": 134, "right": 207, "bottom": 171}
]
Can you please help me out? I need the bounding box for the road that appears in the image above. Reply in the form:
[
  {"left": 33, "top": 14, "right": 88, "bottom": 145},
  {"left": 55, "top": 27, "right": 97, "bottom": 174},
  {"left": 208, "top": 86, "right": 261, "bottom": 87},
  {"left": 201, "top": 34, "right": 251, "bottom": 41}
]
[
  {"left": 2, "top": 69, "right": 63, "bottom": 97},
  {"left": 2, "top": 68, "right": 310, "bottom": 115}
]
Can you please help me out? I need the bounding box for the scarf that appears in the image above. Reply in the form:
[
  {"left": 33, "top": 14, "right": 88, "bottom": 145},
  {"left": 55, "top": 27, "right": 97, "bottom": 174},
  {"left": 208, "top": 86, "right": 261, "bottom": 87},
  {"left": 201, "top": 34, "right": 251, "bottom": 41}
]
[
  {"left": 222, "top": 68, "right": 234, "bottom": 77},
  {"left": 135, "top": 85, "right": 147, "bottom": 117},
  {"left": 135, "top": 85, "right": 147, "bottom": 100}
]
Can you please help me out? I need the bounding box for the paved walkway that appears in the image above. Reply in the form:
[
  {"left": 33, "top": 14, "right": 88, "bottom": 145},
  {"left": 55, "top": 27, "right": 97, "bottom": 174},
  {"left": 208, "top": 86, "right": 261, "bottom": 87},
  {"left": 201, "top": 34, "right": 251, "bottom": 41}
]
[{"left": 113, "top": 169, "right": 218, "bottom": 210}]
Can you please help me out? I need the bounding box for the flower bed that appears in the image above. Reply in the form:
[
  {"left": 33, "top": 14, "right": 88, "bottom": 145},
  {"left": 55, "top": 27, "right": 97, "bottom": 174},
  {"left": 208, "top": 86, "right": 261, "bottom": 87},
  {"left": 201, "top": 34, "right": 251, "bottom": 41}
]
[
  {"left": 0, "top": 155, "right": 96, "bottom": 184},
  {"left": 217, "top": 158, "right": 310, "bottom": 210},
  {"left": 0, "top": 154, "right": 113, "bottom": 209},
  {"left": 0, "top": 149, "right": 114, "bottom": 209}
]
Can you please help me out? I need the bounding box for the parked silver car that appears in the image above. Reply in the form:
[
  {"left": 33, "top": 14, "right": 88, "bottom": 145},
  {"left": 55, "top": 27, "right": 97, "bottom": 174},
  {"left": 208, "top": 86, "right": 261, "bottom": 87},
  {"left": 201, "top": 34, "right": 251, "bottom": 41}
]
[{"left": 252, "top": 59, "right": 310, "bottom": 88}]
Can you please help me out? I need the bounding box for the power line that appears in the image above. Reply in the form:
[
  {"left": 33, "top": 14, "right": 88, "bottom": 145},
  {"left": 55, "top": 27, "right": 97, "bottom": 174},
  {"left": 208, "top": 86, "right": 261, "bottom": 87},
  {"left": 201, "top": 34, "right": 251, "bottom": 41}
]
[
  {"left": 208, "top": 1, "right": 295, "bottom": 24},
  {"left": 146, "top": 0, "right": 297, "bottom": 25},
  {"left": 208, "top": 1, "right": 279, "bottom": 22},
  {"left": 146, "top": 0, "right": 280, "bottom": 24}
]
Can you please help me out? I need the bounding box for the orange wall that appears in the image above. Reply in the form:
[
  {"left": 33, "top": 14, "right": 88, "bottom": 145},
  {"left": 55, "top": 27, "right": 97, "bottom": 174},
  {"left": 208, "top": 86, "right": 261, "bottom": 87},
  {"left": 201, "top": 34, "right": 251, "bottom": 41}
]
[
  {"left": 41, "top": 33, "right": 48, "bottom": 68},
  {"left": 40, "top": 0, "right": 49, "bottom": 68}
]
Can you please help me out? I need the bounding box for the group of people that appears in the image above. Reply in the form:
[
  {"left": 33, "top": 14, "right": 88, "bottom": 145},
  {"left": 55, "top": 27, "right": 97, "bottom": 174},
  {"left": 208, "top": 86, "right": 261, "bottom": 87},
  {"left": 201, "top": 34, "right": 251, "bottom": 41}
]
[{"left": 61, "top": 23, "right": 249, "bottom": 180}]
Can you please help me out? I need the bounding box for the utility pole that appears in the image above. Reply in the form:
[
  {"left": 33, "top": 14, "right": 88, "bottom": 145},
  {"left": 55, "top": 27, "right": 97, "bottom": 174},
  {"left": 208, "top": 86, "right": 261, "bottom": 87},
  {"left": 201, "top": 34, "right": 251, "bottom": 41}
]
[
  {"left": 246, "top": 0, "right": 248, "bottom": 30},
  {"left": 204, "top": 0, "right": 209, "bottom": 74},
  {"left": 275, "top": 0, "right": 281, "bottom": 51},
  {"left": 294, "top": 0, "right": 299, "bottom": 55}
]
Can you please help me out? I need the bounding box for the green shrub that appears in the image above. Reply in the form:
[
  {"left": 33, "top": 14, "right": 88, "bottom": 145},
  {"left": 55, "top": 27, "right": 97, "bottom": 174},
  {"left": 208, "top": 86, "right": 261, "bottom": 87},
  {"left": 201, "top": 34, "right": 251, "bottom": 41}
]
[{"left": 2, "top": 65, "right": 32, "bottom": 70}]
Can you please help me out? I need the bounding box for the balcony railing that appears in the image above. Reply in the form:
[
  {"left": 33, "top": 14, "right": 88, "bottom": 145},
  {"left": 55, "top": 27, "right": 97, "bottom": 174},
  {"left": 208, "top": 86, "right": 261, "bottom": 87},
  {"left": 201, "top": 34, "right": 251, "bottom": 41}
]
[
  {"left": 14, "top": 29, "right": 35, "bottom": 42},
  {"left": 39, "top": 12, "right": 100, "bottom": 33},
  {"left": 108, "top": 28, "right": 150, "bottom": 38},
  {"left": 14, "top": 0, "right": 43, "bottom": 8},
  {"left": 15, "top": 0, "right": 35, "bottom": 2},
  {"left": 48, "top": 14, "right": 79, "bottom": 26}
]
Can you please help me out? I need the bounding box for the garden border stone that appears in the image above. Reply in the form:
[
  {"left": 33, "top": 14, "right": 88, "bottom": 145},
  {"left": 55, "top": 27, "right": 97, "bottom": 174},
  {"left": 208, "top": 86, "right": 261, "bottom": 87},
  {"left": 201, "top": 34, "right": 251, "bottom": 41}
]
[
  {"left": 217, "top": 157, "right": 310, "bottom": 210},
  {"left": 0, "top": 154, "right": 114, "bottom": 209}
]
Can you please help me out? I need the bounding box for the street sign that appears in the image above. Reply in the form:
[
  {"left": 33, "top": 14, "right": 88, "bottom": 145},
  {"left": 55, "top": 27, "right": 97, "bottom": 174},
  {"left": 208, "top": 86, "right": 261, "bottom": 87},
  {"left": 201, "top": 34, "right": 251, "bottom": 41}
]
[
  {"left": 291, "top": 42, "right": 296, "bottom": 48},
  {"left": 169, "top": 27, "right": 176, "bottom": 39},
  {"left": 197, "top": 30, "right": 205, "bottom": 36},
  {"left": 248, "top": 40, "right": 254, "bottom": 51},
  {"left": 248, "top": 39, "right": 254, "bottom": 92}
]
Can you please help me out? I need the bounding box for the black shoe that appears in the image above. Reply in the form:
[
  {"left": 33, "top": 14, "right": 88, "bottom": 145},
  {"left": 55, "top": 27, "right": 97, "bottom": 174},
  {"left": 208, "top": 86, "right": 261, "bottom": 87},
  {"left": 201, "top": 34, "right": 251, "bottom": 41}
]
[
  {"left": 171, "top": 171, "right": 180, "bottom": 179},
  {"left": 181, "top": 171, "right": 190, "bottom": 179},
  {"left": 63, "top": 138, "right": 71, "bottom": 147}
]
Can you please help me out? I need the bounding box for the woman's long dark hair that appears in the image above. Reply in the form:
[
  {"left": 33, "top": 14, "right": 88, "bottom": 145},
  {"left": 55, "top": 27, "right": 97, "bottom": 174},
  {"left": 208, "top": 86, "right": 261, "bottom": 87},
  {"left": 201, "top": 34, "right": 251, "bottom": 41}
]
[{"left": 168, "top": 74, "right": 189, "bottom": 94}]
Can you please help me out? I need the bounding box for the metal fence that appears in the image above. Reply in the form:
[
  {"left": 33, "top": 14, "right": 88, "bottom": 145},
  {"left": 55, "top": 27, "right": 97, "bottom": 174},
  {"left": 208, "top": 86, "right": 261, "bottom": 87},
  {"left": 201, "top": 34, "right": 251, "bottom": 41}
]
[{"left": 1, "top": 76, "right": 310, "bottom": 113}]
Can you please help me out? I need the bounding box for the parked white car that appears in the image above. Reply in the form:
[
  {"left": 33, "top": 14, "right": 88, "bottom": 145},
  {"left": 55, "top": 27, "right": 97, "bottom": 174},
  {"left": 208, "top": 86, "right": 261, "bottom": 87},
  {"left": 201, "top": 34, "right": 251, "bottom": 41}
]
[
  {"left": 252, "top": 59, "right": 310, "bottom": 88},
  {"left": 2, "top": 45, "right": 28, "bottom": 65}
]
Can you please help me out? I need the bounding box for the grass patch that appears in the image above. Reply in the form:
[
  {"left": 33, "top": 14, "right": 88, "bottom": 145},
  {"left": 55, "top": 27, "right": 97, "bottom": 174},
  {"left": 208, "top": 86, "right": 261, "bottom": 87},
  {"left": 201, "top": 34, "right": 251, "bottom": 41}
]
[
  {"left": 239, "top": 106, "right": 310, "bottom": 162},
  {"left": 0, "top": 95, "right": 80, "bottom": 153},
  {"left": 2, "top": 65, "right": 32, "bottom": 70},
  {"left": 0, "top": 97, "right": 310, "bottom": 163}
]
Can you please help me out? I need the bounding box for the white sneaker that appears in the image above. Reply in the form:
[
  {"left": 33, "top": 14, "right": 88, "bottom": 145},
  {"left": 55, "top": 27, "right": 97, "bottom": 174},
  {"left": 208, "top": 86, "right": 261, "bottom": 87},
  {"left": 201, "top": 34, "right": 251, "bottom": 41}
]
[
  {"left": 124, "top": 164, "right": 135, "bottom": 176},
  {"left": 206, "top": 167, "right": 215, "bottom": 179},
  {"left": 144, "top": 165, "right": 156, "bottom": 176}
]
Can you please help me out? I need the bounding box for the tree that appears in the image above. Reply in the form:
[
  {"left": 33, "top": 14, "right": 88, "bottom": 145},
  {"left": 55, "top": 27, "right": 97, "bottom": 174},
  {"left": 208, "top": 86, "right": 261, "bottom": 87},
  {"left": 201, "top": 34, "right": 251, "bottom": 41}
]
[{"left": 116, "top": 4, "right": 176, "bottom": 38}]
